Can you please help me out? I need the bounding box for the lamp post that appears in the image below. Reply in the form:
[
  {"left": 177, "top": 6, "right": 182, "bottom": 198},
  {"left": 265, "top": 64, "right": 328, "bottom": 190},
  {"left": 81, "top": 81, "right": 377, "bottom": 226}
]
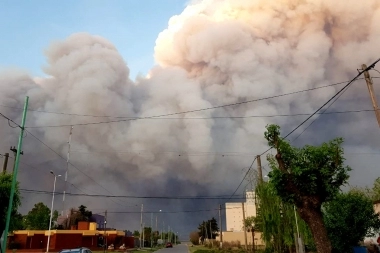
[{"left": 47, "top": 171, "right": 61, "bottom": 253}]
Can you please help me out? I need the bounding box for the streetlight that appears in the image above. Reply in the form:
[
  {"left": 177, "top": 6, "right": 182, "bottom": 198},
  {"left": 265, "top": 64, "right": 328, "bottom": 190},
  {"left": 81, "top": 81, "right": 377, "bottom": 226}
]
[{"left": 47, "top": 171, "right": 61, "bottom": 253}]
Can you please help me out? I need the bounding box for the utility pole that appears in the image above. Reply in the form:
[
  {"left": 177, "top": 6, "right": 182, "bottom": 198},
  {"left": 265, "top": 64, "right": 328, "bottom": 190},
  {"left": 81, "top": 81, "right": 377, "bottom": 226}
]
[
  {"left": 161, "top": 221, "right": 164, "bottom": 241},
  {"left": 150, "top": 213, "right": 153, "bottom": 248},
  {"left": 2, "top": 96, "right": 28, "bottom": 253},
  {"left": 140, "top": 204, "right": 143, "bottom": 248},
  {"left": 204, "top": 221, "right": 208, "bottom": 244},
  {"left": 168, "top": 226, "right": 170, "bottom": 242},
  {"left": 242, "top": 202, "right": 248, "bottom": 250},
  {"left": 62, "top": 126, "right": 73, "bottom": 215},
  {"left": 142, "top": 222, "right": 145, "bottom": 248},
  {"left": 361, "top": 64, "right": 380, "bottom": 127},
  {"left": 219, "top": 204, "right": 223, "bottom": 248},
  {"left": 10, "top": 146, "right": 23, "bottom": 173},
  {"left": 2, "top": 153, "right": 9, "bottom": 173},
  {"left": 103, "top": 210, "right": 107, "bottom": 253},
  {"left": 257, "top": 155, "right": 263, "bottom": 183}
]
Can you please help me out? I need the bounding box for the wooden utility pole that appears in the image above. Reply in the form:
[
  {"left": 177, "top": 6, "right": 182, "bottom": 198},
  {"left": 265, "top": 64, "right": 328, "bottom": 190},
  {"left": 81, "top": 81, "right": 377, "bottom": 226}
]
[
  {"left": 103, "top": 210, "right": 107, "bottom": 253},
  {"left": 256, "top": 155, "right": 263, "bottom": 183},
  {"left": 10, "top": 146, "right": 23, "bottom": 173},
  {"left": 242, "top": 202, "right": 248, "bottom": 250},
  {"left": 362, "top": 64, "right": 380, "bottom": 127},
  {"left": 2, "top": 152, "right": 9, "bottom": 173},
  {"left": 219, "top": 204, "right": 223, "bottom": 248}
]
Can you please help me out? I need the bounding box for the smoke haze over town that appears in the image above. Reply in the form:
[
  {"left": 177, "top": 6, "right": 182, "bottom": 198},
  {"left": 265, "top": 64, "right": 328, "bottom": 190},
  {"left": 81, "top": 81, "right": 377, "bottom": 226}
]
[{"left": 0, "top": 0, "right": 380, "bottom": 237}]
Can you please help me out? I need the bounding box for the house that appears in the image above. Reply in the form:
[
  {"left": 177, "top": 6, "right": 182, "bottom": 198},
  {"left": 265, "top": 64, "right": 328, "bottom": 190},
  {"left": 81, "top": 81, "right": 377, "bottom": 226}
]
[{"left": 6, "top": 221, "right": 134, "bottom": 252}]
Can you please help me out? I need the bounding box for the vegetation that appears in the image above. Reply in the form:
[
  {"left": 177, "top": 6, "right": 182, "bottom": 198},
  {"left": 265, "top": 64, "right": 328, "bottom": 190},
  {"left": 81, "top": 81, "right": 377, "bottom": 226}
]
[
  {"left": 264, "top": 124, "right": 351, "bottom": 253},
  {"left": 0, "top": 173, "right": 21, "bottom": 233},
  {"left": 243, "top": 216, "right": 256, "bottom": 252},
  {"left": 198, "top": 217, "right": 219, "bottom": 242},
  {"left": 133, "top": 230, "right": 140, "bottom": 237},
  {"left": 255, "top": 181, "right": 314, "bottom": 252},
  {"left": 190, "top": 231, "right": 200, "bottom": 245},
  {"left": 323, "top": 189, "right": 380, "bottom": 253},
  {"left": 61, "top": 205, "right": 92, "bottom": 229},
  {"left": 24, "top": 202, "right": 58, "bottom": 230}
]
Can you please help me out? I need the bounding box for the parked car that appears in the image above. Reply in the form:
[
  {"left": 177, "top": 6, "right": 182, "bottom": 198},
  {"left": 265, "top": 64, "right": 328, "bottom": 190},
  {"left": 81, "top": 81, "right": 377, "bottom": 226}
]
[
  {"left": 59, "top": 247, "right": 92, "bottom": 253},
  {"left": 165, "top": 242, "right": 173, "bottom": 248}
]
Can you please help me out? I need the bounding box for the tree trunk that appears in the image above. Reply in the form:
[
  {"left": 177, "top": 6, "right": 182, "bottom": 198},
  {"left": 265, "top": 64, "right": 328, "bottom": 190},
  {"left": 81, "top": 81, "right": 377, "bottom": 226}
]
[
  {"left": 297, "top": 205, "right": 331, "bottom": 253},
  {"left": 251, "top": 230, "right": 255, "bottom": 253}
]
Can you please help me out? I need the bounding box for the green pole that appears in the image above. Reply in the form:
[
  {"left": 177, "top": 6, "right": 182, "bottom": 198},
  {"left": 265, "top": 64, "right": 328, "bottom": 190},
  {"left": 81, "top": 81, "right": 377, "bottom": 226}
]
[{"left": 1, "top": 96, "right": 28, "bottom": 253}]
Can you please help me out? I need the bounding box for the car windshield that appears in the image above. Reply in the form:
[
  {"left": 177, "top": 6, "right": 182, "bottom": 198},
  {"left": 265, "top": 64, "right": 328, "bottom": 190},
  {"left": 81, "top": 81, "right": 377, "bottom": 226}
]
[{"left": 60, "top": 250, "right": 81, "bottom": 253}]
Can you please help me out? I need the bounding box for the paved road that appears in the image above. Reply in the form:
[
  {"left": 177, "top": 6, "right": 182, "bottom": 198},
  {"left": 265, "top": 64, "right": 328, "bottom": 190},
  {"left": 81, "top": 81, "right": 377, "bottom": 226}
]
[{"left": 155, "top": 244, "right": 189, "bottom": 253}]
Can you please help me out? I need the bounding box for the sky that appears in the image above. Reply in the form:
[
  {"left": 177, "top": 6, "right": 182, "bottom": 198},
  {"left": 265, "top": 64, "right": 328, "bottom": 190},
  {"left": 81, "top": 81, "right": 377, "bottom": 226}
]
[
  {"left": 1, "top": 0, "right": 380, "bottom": 240},
  {"left": 0, "top": 0, "right": 188, "bottom": 79}
]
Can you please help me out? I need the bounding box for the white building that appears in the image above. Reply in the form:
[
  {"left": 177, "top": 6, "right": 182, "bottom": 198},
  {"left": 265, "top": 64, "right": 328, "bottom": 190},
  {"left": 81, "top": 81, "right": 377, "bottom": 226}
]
[{"left": 225, "top": 191, "right": 256, "bottom": 232}]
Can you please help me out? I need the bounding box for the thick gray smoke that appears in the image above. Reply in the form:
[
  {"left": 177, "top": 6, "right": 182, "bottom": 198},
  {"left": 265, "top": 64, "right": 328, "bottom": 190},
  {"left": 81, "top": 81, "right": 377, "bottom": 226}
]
[{"left": 1, "top": 0, "right": 380, "bottom": 235}]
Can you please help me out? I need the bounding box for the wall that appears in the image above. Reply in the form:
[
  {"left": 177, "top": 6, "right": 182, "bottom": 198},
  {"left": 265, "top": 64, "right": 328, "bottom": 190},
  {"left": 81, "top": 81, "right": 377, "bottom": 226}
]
[
  {"left": 216, "top": 231, "right": 264, "bottom": 246},
  {"left": 225, "top": 203, "right": 256, "bottom": 232}
]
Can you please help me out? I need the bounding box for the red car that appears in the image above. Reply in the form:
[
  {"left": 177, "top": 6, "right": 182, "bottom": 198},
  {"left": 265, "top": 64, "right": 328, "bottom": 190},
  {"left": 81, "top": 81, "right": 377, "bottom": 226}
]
[{"left": 165, "top": 242, "right": 173, "bottom": 248}]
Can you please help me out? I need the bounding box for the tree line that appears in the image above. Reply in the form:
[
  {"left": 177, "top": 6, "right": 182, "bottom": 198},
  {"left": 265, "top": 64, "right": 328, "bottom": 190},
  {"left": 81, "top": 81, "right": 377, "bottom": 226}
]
[
  {"left": 252, "top": 125, "right": 380, "bottom": 253},
  {"left": 0, "top": 173, "right": 95, "bottom": 233},
  {"left": 188, "top": 124, "right": 380, "bottom": 253}
]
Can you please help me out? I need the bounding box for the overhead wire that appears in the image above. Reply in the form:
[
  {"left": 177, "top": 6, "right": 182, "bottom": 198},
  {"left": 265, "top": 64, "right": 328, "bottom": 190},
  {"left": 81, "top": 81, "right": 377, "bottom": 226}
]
[
  {"left": 290, "top": 79, "right": 355, "bottom": 143},
  {"left": 3, "top": 78, "right": 378, "bottom": 121},
  {"left": 19, "top": 188, "right": 245, "bottom": 200},
  {"left": 228, "top": 58, "right": 380, "bottom": 199},
  {"left": 0, "top": 112, "right": 135, "bottom": 208},
  {"left": 24, "top": 80, "right": 357, "bottom": 128}
]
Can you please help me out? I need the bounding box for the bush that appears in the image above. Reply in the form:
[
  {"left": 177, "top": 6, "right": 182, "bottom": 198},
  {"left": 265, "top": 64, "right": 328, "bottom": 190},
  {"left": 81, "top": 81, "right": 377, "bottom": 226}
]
[
  {"left": 8, "top": 241, "right": 21, "bottom": 249},
  {"left": 190, "top": 231, "right": 200, "bottom": 245}
]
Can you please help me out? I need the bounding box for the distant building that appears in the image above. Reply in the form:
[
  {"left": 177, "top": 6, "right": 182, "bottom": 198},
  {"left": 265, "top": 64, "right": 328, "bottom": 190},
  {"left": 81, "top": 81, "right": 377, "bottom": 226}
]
[
  {"left": 225, "top": 191, "right": 256, "bottom": 232},
  {"left": 6, "top": 221, "right": 134, "bottom": 251},
  {"left": 216, "top": 191, "right": 262, "bottom": 247},
  {"left": 91, "top": 214, "right": 105, "bottom": 229}
]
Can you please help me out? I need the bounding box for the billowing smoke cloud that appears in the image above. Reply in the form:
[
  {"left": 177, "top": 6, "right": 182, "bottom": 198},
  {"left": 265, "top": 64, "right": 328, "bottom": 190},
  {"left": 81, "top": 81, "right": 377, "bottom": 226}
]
[{"left": 1, "top": 0, "right": 380, "bottom": 234}]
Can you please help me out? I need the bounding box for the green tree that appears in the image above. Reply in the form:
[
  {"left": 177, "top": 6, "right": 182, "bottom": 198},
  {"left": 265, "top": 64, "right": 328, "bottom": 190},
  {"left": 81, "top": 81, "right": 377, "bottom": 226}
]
[
  {"left": 323, "top": 189, "right": 380, "bottom": 253},
  {"left": 370, "top": 177, "right": 380, "bottom": 201},
  {"left": 63, "top": 205, "right": 93, "bottom": 228},
  {"left": 0, "top": 173, "right": 21, "bottom": 234},
  {"left": 10, "top": 212, "right": 25, "bottom": 231},
  {"left": 255, "top": 181, "right": 314, "bottom": 252},
  {"left": 198, "top": 217, "right": 219, "bottom": 240},
  {"left": 264, "top": 124, "right": 351, "bottom": 253},
  {"left": 143, "top": 226, "right": 152, "bottom": 246},
  {"left": 78, "top": 205, "right": 92, "bottom": 221},
  {"left": 24, "top": 202, "right": 54, "bottom": 230},
  {"left": 133, "top": 230, "right": 140, "bottom": 237},
  {"left": 244, "top": 216, "right": 257, "bottom": 252}
]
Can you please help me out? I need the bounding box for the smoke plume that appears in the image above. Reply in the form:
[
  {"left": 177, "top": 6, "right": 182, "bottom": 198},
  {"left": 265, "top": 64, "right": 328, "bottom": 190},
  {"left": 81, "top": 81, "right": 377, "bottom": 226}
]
[{"left": 1, "top": 0, "right": 380, "bottom": 235}]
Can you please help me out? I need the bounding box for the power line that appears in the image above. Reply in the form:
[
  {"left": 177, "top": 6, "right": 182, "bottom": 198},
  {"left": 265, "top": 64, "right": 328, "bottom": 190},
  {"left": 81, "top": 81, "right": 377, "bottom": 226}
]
[
  {"left": 19, "top": 188, "right": 245, "bottom": 200},
  {"left": 290, "top": 79, "right": 355, "bottom": 142},
  {"left": 229, "top": 58, "right": 380, "bottom": 199},
  {"left": 4, "top": 78, "right": 378, "bottom": 121},
  {"left": 227, "top": 157, "right": 257, "bottom": 201},
  {"left": 260, "top": 57, "right": 380, "bottom": 156},
  {"left": 15, "top": 108, "right": 376, "bottom": 128},
  {"left": 25, "top": 80, "right": 353, "bottom": 128}
]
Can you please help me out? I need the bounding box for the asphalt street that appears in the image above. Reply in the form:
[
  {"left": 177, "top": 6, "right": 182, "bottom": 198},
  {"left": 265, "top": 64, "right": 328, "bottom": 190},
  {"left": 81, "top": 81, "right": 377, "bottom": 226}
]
[{"left": 155, "top": 244, "right": 189, "bottom": 253}]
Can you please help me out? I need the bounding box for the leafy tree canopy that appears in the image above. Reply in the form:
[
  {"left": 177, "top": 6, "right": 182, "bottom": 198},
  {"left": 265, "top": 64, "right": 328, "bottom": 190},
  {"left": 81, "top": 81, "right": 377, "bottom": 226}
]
[
  {"left": 24, "top": 202, "right": 53, "bottom": 230},
  {"left": 0, "top": 173, "right": 21, "bottom": 233},
  {"left": 264, "top": 124, "right": 351, "bottom": 253},
  {"left": 265, "top": 124, "right": 351, "bottom": 205},
  {"left": 324, "top": 189, "right": 380, "bottom": 253},
  {"left": 198, "top": 217, "right": 219, "bottom": 239}
]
